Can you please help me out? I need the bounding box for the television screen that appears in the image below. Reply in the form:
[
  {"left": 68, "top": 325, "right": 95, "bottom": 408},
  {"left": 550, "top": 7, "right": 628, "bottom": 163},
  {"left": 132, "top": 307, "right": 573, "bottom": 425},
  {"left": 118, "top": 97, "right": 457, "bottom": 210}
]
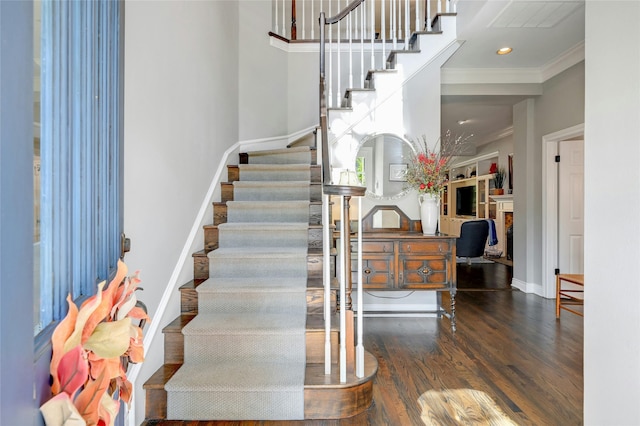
[{"left": 456, "top": 185, "right": 476, "bottom": 216}]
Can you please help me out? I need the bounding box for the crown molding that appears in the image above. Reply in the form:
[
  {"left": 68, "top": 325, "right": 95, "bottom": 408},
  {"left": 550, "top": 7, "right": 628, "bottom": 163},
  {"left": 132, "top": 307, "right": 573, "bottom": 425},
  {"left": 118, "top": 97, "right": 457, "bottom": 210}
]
[
  {"left": 540, "top": 40, "right": 585, "bottom": 82},
  {"left": 442, "top": 40, "right": 585, "bottom": 85}
]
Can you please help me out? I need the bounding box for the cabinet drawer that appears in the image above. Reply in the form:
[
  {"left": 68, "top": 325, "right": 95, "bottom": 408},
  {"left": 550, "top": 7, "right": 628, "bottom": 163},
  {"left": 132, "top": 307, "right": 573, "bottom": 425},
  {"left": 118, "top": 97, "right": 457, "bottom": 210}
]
[
  {"left": 351, "top": 257, "right": 394, "bottom": 289},
  {"left": 398, "top": 256, "right": 450, "bottom": 289},
  {"left": 352, "top": 240, "right": 394, "bottom": 253},
  {"left": 399, "top": 240, "right": 451, "bottom": 254}
]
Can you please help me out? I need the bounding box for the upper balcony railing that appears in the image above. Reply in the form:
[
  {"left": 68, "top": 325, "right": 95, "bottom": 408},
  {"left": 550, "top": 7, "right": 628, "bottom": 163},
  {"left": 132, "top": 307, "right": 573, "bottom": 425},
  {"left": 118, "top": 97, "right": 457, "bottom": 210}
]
[{"left": 273, "top": 0, "right": 454, "bottom": 42}]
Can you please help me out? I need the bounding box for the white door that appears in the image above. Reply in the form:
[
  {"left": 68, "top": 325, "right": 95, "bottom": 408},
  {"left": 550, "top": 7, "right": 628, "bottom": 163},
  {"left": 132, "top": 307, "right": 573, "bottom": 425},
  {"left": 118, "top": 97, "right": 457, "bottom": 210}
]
[{"left": 558, "top": 140, "right": 584, "bottom": 293}]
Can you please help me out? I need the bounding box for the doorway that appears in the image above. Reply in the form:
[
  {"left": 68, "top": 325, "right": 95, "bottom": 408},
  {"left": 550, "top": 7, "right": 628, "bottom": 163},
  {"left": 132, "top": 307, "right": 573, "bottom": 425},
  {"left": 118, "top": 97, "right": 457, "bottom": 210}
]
[{"left": 542, "top": 124, "right": 585, "bottom": 299}]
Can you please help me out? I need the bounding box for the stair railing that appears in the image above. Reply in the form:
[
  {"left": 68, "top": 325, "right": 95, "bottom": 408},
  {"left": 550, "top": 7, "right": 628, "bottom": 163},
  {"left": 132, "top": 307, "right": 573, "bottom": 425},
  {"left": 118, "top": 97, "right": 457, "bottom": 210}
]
[
  {"left": 319, "top": 0, "right": 367, "bottom": 383},
  {"left": 274, "top": 0, "right": 455, "bottom": 108}
]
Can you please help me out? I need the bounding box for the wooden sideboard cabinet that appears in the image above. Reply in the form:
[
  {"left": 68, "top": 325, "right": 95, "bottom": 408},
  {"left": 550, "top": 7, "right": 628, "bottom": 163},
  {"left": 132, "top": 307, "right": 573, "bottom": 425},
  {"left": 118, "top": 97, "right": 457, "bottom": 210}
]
[
  {"left": 354, "top": 235, "right": 454, "bottom": 291},
  {"left": 342, "top": 206, "right": 458, "bottom": 330}
]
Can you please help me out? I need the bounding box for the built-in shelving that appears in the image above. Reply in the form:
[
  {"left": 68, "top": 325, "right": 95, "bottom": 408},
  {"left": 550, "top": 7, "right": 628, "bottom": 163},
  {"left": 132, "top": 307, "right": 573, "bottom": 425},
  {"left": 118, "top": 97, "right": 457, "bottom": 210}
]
[{"left": 440, "top": 152, "right": 508, "bottom": 253}]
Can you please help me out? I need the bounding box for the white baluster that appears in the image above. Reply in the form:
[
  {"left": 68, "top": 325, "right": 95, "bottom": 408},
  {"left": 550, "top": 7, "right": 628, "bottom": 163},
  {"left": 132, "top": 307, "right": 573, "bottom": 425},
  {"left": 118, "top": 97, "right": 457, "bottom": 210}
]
[
  {"left": 336, "top": 8, "right": 341, "bottom": 107},
  {"left": 415, "top": 0, "right": 420, "bottom": 33},
  {"left": 404, "top": 0, "right": 409, "bottom": 47},
  {"left": 360, "top": 2, "right": 365, "bottom": 88},
  {"left": 381, "top": 0, "right": 386, "bottom": 67},
  {"left": 397, "top": 0, "right": 401, "bottom": 47},
  {"left": 282, "top": 0, "right": 286, "bottom": 38},
  {"left": 438, "top": 0, "right": 442, "bottom": 14},
  {"left": 328, "top": 0, "right": 333, "bottom": 108},
  {"left": 392, "top": 0, "right": 397, "bottom": 49},
  {"left": 302, "top": 0, "right": 305, "bottom": 39},
  {"left": 274, "top": 0, "right": 279, "bottom": 35},
  {"left": 356, "top": 196, "right": 364, "bottom": 378},
  {"left": 370, "top": 0, "right": 375, "bottom": 71},
  {"left": 323, "top": 193, "right": 331, "bottom": 374},
  {"left": 339, "top": 195, "right": 347, "bottom": 384},
  {"left": 349, "top": 3, "right": 353, "bottom": 90},
  {"left": 311, "top": 0, "right": 315, "bottom": 39},
  {"left": 426, "top": 0, "right": 432, "bottom": 31}
]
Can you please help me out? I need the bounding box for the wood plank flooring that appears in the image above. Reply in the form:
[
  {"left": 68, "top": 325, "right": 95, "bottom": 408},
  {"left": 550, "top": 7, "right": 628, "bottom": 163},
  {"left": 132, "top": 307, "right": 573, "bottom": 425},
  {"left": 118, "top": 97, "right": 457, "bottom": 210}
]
[{"left": 144, "top": 262, "right": 583, "bottom": 426}]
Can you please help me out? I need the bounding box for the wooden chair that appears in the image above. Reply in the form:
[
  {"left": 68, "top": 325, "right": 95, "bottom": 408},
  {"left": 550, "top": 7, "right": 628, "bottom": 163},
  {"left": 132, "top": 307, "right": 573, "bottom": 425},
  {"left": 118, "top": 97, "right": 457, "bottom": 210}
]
[{"left": 555, "top": 273, "right": 584, "bottom": 318}]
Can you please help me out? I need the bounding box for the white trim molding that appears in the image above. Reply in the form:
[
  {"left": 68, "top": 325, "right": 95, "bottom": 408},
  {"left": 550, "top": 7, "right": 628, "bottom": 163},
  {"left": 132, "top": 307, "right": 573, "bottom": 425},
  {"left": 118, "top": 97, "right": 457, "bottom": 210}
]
[
  {"left": 541, "top": 123, "right": 585, "bottom": 299},
  {"left": 511, "top": 278, "right": 543, "bottom": 297}
]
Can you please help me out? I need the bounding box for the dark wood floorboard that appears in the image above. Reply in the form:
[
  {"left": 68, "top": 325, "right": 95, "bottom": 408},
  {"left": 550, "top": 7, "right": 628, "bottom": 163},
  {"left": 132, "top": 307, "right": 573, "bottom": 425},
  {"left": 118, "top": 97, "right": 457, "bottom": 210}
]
[{"left": 144, "top": 263, "right": 583, "bottom": 426}]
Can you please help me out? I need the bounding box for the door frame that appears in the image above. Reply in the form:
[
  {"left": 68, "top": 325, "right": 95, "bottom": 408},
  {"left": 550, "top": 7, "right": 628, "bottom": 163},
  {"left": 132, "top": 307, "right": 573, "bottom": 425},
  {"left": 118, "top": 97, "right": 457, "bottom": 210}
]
[{"left": 542, "top": 123, "right": 584, "bottom": 299}]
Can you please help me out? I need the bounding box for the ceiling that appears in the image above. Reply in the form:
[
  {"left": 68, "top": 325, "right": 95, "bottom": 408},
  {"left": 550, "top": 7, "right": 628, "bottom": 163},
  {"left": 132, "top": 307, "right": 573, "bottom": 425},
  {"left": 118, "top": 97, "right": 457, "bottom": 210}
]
[{"left": 440, "top": 0, "right": 585, "bottom": 148}]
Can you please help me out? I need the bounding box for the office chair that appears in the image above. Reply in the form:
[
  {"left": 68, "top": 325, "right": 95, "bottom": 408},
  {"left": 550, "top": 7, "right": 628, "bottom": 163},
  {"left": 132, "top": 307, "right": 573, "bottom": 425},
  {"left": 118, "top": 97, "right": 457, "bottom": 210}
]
[{"left": 456, "top": 220, "right": 489, "bottom": 264}]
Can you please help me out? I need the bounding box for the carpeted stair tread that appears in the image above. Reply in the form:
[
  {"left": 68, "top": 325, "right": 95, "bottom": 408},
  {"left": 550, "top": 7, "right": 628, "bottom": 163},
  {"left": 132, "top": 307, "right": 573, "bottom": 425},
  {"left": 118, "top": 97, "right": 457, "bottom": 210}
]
[
  {"left": 182, "top": 312, "right": 306, "bottom": 336},
  {"left": 197, "top": 277, "right": 307, "bottom": 293},
  {"left": 238, "top": 164, "right": 311, "bottom": 181},
  {"left": 245, "top": 146, "right": 312, "bottom": 165},
  {"left": 232, "top": 181, "right": 310, "bottom": 201},
  {"left": 217, "top": 222, "right": 309, "bottom": 248},
  {"left": 218, "top": 222, "right": 308, "bottom": 230},
  {"left": 226, "top": 200, "right": 310, "bottom": 223},
  {"left": 233, "top": 180, "right": 310, "bottom": 187},
  {"left": 208, "top": 247, "right": 308, "bottom": 259},
  {"left": 165, "top": 361, "right": 305, "bottom": 392},
  {"left": 165, "top": 361, "right": 305, "bottom": 420}
]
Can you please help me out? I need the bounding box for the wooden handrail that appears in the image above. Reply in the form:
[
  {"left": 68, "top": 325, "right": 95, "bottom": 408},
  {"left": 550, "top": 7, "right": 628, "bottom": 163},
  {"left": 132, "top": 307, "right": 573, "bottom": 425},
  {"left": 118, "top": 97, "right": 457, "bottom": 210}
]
[{"left": 326, "top": 0, "right": 365, "bottom": 25}]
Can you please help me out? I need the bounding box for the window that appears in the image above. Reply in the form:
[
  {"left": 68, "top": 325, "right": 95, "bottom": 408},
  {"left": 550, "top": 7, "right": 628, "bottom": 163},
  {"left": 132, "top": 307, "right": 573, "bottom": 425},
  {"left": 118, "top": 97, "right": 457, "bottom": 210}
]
[{"left": 35, "top": 0, "right": 124, "bottom": 334}]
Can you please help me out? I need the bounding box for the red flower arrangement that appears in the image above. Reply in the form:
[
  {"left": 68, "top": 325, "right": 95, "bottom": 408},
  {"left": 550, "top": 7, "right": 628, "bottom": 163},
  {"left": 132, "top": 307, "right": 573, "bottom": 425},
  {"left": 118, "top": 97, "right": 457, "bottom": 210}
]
[{"left": 405, "top": 131, "right": 468, "bottom": 196}]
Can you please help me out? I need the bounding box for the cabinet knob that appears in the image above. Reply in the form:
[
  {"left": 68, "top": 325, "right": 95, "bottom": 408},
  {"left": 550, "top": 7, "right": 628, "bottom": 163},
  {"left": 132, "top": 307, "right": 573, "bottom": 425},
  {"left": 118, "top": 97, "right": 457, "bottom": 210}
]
[
  {"left": 420, "top": 267, "right": 432, "bottom": 276},
  {"left": 406, "top": 245, "right": 411, "bottom": 252},
  {"left": 364, "top": 268, "right": 371, "bottom": 275}
]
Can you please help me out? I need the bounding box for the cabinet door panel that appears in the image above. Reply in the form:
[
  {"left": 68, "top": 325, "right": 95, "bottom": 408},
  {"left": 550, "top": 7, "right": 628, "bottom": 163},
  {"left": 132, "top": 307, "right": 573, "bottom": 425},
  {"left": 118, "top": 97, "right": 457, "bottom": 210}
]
[
  {"left": 399, "top": 256, "right": 450, "bottom": 289},
  {"left": 351, "top": 256, "right": 394, "bottom": 289}
]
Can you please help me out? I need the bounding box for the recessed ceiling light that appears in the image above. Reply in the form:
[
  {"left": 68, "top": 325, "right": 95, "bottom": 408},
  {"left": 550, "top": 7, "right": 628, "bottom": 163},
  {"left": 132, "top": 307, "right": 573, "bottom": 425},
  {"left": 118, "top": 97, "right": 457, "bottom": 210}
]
[
  {"left": 497, "top": 47, "right": 513, "bottom": 55},
  {"left": 457, "top": 120, "right": 468, "bottom": 125}
]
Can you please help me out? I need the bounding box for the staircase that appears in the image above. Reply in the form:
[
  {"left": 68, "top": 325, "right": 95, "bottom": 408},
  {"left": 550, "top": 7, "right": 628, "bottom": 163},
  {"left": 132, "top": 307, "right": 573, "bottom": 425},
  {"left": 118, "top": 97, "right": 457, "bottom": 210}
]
[
  {"left": 142, "top": 7, "right": 458, "bottom": 422},
  {"left": 142, "top": 145, "right": 377, "bottom": 422}
]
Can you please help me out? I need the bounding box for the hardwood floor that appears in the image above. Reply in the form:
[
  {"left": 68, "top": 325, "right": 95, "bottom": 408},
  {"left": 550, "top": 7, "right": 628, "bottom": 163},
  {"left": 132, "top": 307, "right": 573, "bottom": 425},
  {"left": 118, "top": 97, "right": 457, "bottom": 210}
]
[{"left": 144, "top": 263, "right": 583, "bottom": 426}]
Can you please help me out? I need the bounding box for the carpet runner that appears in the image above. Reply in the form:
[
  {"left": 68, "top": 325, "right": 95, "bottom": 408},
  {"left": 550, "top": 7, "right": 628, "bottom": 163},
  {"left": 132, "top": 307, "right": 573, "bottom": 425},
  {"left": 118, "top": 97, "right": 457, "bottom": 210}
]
[{"left": 165, "top": 147, "right": 312, "bottom": 420}]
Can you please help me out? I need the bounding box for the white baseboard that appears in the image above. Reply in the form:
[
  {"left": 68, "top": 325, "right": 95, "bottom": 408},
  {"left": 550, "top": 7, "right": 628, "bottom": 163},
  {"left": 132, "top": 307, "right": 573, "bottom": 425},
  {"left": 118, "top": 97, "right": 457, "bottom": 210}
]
[{"left": 511, "top": 278, "right": 544, "bottom": 296}]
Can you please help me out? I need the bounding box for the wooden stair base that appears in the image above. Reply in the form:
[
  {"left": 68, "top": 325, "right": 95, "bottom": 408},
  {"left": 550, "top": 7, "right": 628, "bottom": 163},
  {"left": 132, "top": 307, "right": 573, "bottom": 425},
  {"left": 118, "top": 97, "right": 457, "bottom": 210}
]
[{"left": 143, "top": 351, "right": 377, "bottom": 421}]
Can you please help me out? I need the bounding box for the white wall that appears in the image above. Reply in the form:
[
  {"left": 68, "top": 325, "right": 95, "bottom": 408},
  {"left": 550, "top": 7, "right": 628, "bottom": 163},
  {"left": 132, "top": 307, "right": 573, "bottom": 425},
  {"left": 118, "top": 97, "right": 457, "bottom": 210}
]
[
  {"left": 512, "top": 62, "right": 585, "bottom": 295},
  {"left": 123, "top": 2, "right": 240, "bottom": 424},
  {"left": 287, "top": 50, "right": 318, "bottom": 134},
  {"left": 239, "top": 0, "right": 289, "bottom": 140},
  {"left": 584, "top": 2, "right": 640, "bottom": 423}
]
